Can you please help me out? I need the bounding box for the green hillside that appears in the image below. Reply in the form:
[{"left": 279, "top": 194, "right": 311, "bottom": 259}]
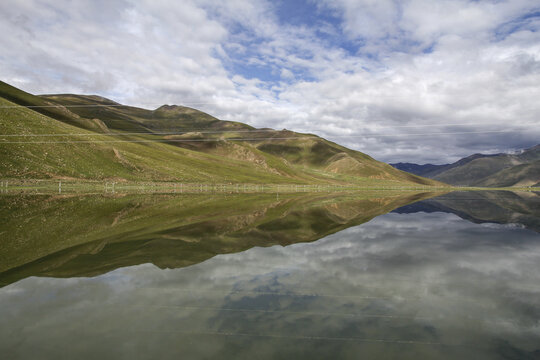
[
  {"left": 0, "top": 80, "right": 441, "bottom": 186},
  {"left": 0, "top": 96, "right": 315, "bottom": 183},
  {"left": 431, "top": 146, "right": 540, "bottom": 187},
  {"left": 475, "top": 160, "right": 540, "bottom": 187},
  {"left": 0, "top": 81, "right": 107, "bottom": 132},
  {"left": 392, "top": 145, "right": 540, "bottom": 187}
]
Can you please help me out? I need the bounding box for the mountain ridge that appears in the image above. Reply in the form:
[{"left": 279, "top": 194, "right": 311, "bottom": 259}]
[
  {"left": 0, "top": 80, "right": 441, "bottom": 186},
  {"left": 391, "top": 145, "right": 540, "bottom": 187}
]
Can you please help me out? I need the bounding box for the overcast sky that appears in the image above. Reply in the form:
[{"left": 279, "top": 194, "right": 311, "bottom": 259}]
[{"left": 1, "top": 0, "right": 539, "bottom": 163}]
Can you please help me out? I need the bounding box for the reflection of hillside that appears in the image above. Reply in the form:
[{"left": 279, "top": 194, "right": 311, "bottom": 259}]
[
  {"left": 0, "top": 191, "right": 442, "bottom": 286},
  {"left": 393, "top": 191, "right": 540, "bottom": 232}
]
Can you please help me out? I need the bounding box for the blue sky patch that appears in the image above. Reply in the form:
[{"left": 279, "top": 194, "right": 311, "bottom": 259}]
[{"left": 494, "top": 10, "right": 540, "bottom": 40}]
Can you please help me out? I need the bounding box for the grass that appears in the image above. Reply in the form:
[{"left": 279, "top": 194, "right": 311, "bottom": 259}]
[
  {"left": 0, "top": 93, "right": 444, "bottom": 185},
  {"left": 0, "top": 97, "right": 327, "bottom": 183},
  {"left": 0, "top": 81, "right": 108, "bottom": 132},
  {"left": 0, "top": 80, "right": 444, "bottom": 186},
  {"left": 431, "top": 147, "right": 540, "bottom": 187},
  {"left": 0, "top": 179, "right": 455, "bottom": 196}
]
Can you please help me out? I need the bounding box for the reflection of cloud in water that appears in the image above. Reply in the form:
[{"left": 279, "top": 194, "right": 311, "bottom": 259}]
[{"left": 1, "top": 212, "right": 540, "bottom": 359}]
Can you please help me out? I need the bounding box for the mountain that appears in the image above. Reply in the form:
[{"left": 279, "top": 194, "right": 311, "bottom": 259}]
[
  {"left": 0, "top": 80, "right": 440, "bottom": 186},
  {"left": 393, "top": 190, "right": 540, "bottom": 232},
  {"left": 391, "top": 153, "right": 498, "bottom": 178},
  {"left": 0, "top": 191, "right": 443, "bottom": 287},
  {"left": 391, "top": 145, "right": 540, "bottom": 187}
]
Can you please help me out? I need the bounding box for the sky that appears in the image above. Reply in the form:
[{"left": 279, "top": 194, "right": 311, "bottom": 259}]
[{"left": 1, "top": 0, "right": 539, "bottom": 164}]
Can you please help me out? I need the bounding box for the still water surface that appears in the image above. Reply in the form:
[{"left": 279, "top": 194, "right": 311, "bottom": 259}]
[{"left": 0, "top": 191, "right": 539, "bottom": 359}]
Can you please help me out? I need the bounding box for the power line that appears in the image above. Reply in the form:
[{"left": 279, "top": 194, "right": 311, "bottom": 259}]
[
  {"left": 2, "top": 101, "right": 536, "bottom": 135},
  {"left": 1, "top": 137, "right": 307, "bottom": 144},
  {"left": 0, "top": 91, "right": 527, "bottom": 109},
  {"left": 2, "top": 103, "right": 537, "bottom": 128},
  {"left": 125, "top": 304, "right": 431, "bottom": 320},
  {"left": 131, "top": 329, "right": 444, "bottom": 345},
  {"left": 0, "top": 122, "right": 537, "bottom": 137},
  {"left": 0, "top": 129, "right": 532, "bottom": 144},
  {"left": 0, "top": 129, "right": 280, "bottom": 137},
  {"left": 3, "top": 119, "right": 536, "bottom": 128},
  {"left": 0, "top": 103, "right": 213, "bottom": 108}
]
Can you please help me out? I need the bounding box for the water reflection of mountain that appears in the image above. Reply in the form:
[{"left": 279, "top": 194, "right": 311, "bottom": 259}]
[
  {"left": 393, "top": 191, "right": 540, "bottom": 233},
  {"left": 0, "top": 191, "right": 440, "bottom": 287},
  {"left": 3, "top": 200, "right": 539, "bottom": 359}
]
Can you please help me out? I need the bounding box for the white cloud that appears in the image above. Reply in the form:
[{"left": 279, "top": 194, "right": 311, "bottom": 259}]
[{"left": 0, "top": 0, "right": 539, "bottom": 163}]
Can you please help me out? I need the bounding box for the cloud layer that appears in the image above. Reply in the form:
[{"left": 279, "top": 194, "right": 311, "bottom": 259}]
[{"left": 1, "top": 0, "right": 539, "bottom": 163}]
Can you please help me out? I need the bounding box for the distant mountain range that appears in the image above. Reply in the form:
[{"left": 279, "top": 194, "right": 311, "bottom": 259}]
[
  {"left": 0, "top": 80, "right": 438, "bottom": 186},
  {"left": 391, "top": 145, "right": 540, "bottom": 187}
]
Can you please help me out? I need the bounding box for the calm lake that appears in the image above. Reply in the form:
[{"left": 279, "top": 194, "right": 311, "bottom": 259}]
[{"left": 1, "top": 190, "right": 539, "bottom": 359}]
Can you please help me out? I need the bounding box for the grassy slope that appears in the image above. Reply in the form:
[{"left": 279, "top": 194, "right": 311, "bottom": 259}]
[
  {"left": 0, "top": 81, "right": 107, "bottom": 132},
  {"left": 431, "top": 146, "right": 540, "bottom": 187},
  {"left": 38, "top": 92, "right": 441, "bottom": 186},
  {"left": 0, "top": 96, "right": 324, "bottom": 183},
  {"left": 476, "top": 160, "right": 540, "bottom": 187},
  {"left": 0, "top": 81, "right": 442, "bottom": 185},
  {"left": 0, "top": 191, "right": 443, "bottom": 285},
  {"left": 41, "top": 93, "right": 252, "bottom": 133},
  {"left": 252, "top": 135, "right": 438, "bottom": 185},
  {"left": 433, "top": 156, "right": 516, "bottom": 186}
]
